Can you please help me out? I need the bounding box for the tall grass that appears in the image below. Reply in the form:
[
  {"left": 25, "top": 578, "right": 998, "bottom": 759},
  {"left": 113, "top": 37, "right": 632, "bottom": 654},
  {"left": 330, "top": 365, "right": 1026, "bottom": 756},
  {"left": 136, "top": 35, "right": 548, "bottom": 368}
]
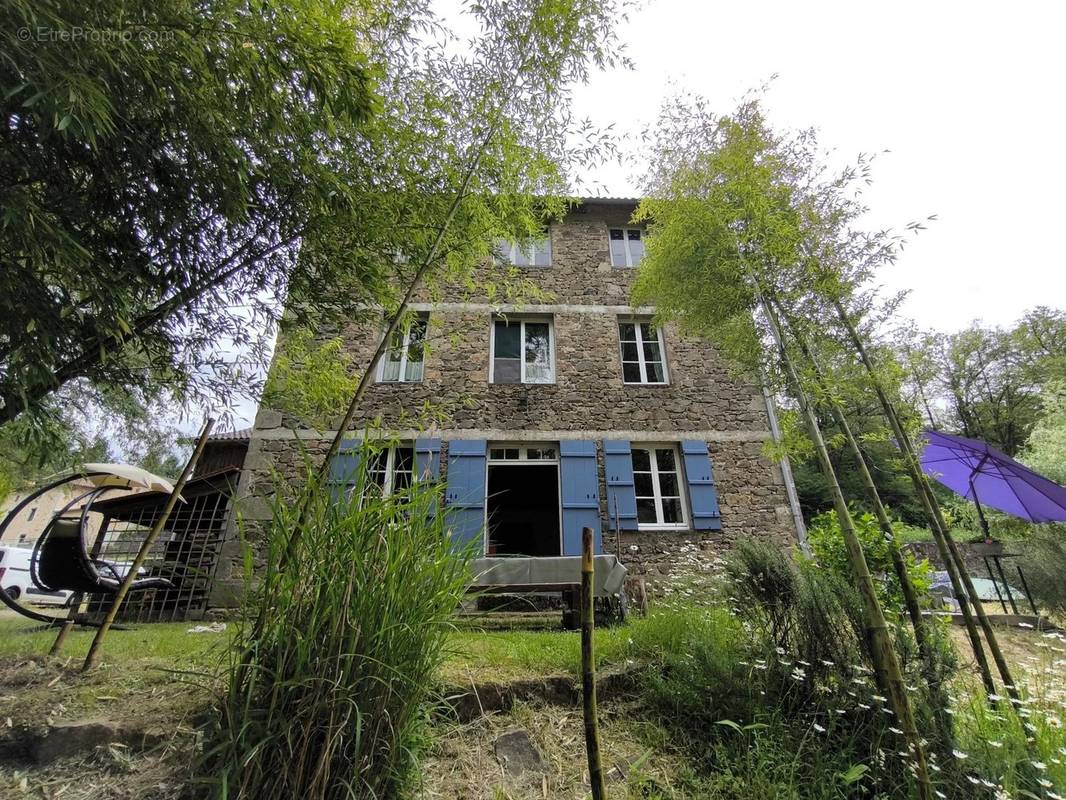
[{"left": 202, "top": 456, "right": 473, "bottom": 800}]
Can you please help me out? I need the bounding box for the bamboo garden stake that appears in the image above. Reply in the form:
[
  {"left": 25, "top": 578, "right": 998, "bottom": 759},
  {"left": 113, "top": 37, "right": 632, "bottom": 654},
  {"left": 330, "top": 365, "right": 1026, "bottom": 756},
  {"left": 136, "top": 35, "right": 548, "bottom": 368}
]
[
  {"left": 771, "top": 298, "right": 954, "bottom": 747},
  {"left": 829, "top": 297, "right": 1018, "bottom": 700},
  {"left": 760, "top": 298, "right": 933, "bottom": 800},
  {"left": 82, "top": 418, "right": 215, "bottom": 671},
  {"left": 581, "top": 526, "right": 607, "bottom": 800}
]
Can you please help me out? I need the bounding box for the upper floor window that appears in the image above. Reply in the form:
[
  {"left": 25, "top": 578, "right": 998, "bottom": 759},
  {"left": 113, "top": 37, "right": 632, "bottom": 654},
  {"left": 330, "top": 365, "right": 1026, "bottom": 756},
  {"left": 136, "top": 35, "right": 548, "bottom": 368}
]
[
  {"left": 619, "top": 322, "right": 668, "bottom": 384},
  {"left": 379, "top": 315, "right": 427, "bottom": 383},
  {"left": 491, "top": 318, "right": 554, "bottom": 384},
  {"left": 609, "top": 228, "right": 645, "bottom": 267},
  {"left": 367, "top": 445, "right": 415, "bottom": 497},
  {"left": 494, "top": 236, "right": 551, "bottom": 267},
  {"left": 632, "top": 445, "right": 688, "bottom": 529}
]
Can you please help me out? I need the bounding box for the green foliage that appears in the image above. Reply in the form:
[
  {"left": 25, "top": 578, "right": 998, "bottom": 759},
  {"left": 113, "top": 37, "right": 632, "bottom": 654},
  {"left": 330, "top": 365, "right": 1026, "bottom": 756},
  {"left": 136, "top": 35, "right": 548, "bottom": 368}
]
[
  {"left": 1022, "top": 378, "right": 1066, "bottom": 485},
  {"left": 1, "top": 0, "right": 378, "bottom": 425},
  {"left": 806, "top": 510, "right": 932, "bottom": 612},
  {"left": 1, "top": 0, "right": 628, "bottom": 434},
  {"left": 901, "top": 308, "right": 1066, "bottom": 459},
  {"left": 203, "top": 452, "right": 474, "bottom": 799},
  {"left": 261, "top": 329, "right": 360, "bottom": 429},
  {"left": 1019, "top": 525, "right": 1066, "bottom": 619},
  {"left": 614, "top": 547, "right": 925, "bottom": 798}
]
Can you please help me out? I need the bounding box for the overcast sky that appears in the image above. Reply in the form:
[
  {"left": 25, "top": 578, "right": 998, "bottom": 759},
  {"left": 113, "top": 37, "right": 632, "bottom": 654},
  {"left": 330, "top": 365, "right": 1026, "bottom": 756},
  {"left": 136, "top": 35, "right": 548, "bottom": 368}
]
[{"left": 561, "top": 0, "right": 1065, "bottom": 333}]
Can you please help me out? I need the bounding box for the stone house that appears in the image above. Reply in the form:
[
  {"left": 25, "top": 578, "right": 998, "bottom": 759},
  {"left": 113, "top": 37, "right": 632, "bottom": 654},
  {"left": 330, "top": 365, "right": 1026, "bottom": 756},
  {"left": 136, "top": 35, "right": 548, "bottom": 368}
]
[{"left": 213, "top": 198, "right": 805, "bottom": 605}]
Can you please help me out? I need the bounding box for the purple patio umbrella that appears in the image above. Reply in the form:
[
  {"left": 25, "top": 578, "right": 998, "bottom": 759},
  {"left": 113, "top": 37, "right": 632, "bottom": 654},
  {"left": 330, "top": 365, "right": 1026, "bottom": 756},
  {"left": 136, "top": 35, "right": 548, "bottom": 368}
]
[
  {"left": 920, "top": 429, "right": 1066, "bottom": 529},
  {"left": 919, "top": 429, "right": 1066, "bottom": 615}
]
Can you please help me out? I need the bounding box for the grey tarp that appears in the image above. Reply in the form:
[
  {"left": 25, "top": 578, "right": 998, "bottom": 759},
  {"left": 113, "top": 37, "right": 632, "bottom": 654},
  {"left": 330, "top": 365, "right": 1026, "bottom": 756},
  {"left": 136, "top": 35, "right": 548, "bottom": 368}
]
[{"left": 469, "top": 555, "right": 627, "bottom": 597}]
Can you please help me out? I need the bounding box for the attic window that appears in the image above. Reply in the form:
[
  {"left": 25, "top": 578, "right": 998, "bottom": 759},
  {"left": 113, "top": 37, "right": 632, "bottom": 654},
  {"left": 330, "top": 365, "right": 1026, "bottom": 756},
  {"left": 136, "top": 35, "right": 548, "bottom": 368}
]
[{"left": 609, "top": 228, "right": 645, "bottom": 267}]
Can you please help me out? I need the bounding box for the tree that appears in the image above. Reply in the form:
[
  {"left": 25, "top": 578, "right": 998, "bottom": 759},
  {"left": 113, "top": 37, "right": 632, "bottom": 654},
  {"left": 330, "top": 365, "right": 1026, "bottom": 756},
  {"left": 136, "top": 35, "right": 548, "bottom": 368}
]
[
  {"left": 900, "top": 308, "right": 1066, "bottom": 458},
  {"left": 1, "top": 0, "right": 381, "bottom": 427},
  {"left": 1022, "top": 378, "right": 1066, "bottom": 484},
  {"left": 630, "top": 98, "right": 935, "bottom": 797}
]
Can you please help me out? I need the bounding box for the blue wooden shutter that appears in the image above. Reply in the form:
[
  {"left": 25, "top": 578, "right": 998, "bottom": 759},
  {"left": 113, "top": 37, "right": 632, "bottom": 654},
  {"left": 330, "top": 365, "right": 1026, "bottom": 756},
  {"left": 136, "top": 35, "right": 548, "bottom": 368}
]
[
  {"left": 444, "top": 440, "right": 486, "bottom": 552},
  {"left": 327, "top": 439, "right": 362, "bottom": 503},
  {"left": 603, "top": 440, "right": 639, "bottom": 531},
  {"left": 682, "top": 440, "right": 722, "bottom": 530},
  {"left": 414, "top": 438, "right": 442, "bottom": 481},
  {"left": 559, "top": 440, "right": 602, "bottom": 555}
]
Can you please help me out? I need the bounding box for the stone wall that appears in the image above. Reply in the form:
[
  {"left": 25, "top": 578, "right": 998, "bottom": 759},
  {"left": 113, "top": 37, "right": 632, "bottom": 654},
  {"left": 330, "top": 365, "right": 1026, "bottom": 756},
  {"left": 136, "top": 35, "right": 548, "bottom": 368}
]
[{"left": 210, "top": 201, "right": 803, "bottom": 606}]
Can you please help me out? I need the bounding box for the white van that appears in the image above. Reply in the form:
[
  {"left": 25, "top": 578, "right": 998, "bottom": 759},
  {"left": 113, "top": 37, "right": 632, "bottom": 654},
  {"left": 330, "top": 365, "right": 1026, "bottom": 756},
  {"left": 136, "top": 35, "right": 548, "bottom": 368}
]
[{"left": 0, "top": 546, "right": 72, "bottom": 606}]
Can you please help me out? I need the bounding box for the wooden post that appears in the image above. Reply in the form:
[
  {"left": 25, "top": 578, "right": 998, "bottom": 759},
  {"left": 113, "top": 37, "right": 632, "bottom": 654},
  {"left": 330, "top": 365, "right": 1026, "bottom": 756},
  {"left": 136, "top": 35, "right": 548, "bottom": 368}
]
[
  {"left": 48, "top": 592, "right": 83, "bottom": 656},
  {"left": 581, "top": 526, "right": 606, "bottom": 800},
  {"left": 81, "top": 418, "right": 214, "bottom": 671}
]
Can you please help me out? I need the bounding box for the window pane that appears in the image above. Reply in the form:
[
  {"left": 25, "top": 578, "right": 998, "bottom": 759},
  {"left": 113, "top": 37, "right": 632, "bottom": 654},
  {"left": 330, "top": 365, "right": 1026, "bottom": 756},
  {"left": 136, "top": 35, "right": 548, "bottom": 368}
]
[
  {"left": 395, "top": 447, "right": 414, "bottom": 471},
  {"left": 540, "top": 447, "right": 556, "bottom": 459},
  {"left": 627, "top": 229, "right": 641, "bottom": 241},
  {"left": 659, "top": 473, "right": 679, "bottom": 497},
  {"left": 404, "top": 359, "right": 424, "bottom": 382},
  {"left": 494, "top": 322, "right": 521, "bottom": 359},
  {"left": 490, "top": 448, "right": 506, "bottom": 460},
  {"left": 533, "top": 237, "right": 551, "bottom": 266},
  {"left": 407, "top": 319, "right": 426, "bottom": 357},
  {"left": 621, "top": 342, "right": 639, "bottom": 362},
  {"left": 494, "top": 358, "right": 521, "bottom": 383},
  {"left": 512, "top": 245, "right": 531, "bottom": 267},
  {"left": 634, "top": 473, "right": 654, "bottom": 496},
  {"left": 661, "top": 498, "right": 683, "bottom": 524},
  {"left": 629, "top": 234, "right": 645, "bottom": 263},
  {"left": 645, "top": 361, "right": 665, "bottom": 383},
  {"left": 524, "top": 323, "right": 551, "bottom": 383},
  {"left": 619, "top": 323, "right": 636, "bottom": 342},
  {"left": 493, "top": 238, "right": 510, "bottom": 263},
  {"left": 639, "top": 323, "right": 655, "bottom": 341},
  {"left": 381, "top": 357, "right": 401, "bottom": 382},
  {"left": 655, "top": 448, "right": 676, "bottom": 471},
  {"left": 505, "top": 448, "right": 520, "bottom": 460},
  {"left": 526, "top": 362, "right": 552, "bottom": 383},
  {"left": 636, "top": 498, "right": 657, "bottom": 524},
  {"left": 643, "top": 341, "right": 662, "bottom": 362},
  {"left": 631, "top": 448, "right": 651, "bottom": 471},
  {"left": 609, "top": 229, "right": 627, "bottom": 266},
  {"left": 622, "top": 362, "right": 642, "bottom": 383},
  {"left": 368, "top": 451, "right": 389, "bottom": 489}
]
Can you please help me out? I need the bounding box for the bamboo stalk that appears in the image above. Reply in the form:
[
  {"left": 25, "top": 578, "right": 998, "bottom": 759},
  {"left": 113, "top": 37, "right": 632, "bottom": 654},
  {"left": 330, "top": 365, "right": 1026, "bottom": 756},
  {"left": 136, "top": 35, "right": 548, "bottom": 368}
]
[
  {"left": 82, "top": 418, "right": 214, "bottom": 671},
  {"left": 581, "top": 525, "right": 606, "bottom": 800},
  {"left": 829, "top": 297, "right": 1002, "bottom": 697},
  {"left": 760, "top": 298, "right": 932, "bottom": 800},
  {"left": 771, "top": 299, "right": 954, "bottom": 748}
]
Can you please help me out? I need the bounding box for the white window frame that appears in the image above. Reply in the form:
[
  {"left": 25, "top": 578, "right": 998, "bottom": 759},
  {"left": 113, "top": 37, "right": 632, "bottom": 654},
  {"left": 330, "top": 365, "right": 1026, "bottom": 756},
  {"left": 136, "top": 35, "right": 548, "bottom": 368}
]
[
  {"left": 377, "top": 315, "right": 428, "bottom": 383},
  {"left": 618, "top": 321, "right": 669, "bottom": 385},
  {"left": 632, "top": 444, "right": 689, "bottom": 531},
  {"left": 488, "top": 444, "right": 560, "bottom": 463},
  {"left": 494, "top": 235, "right": 552, "bottom": 267},
  {"left": 489, "top": 317, "right": 556, "bottom": 384},
  {"left": 609, "top": 227, "right": 645, "bottom": 268},
  {"left": 366, "top": 444, "right": 416, "bottom": 497}
]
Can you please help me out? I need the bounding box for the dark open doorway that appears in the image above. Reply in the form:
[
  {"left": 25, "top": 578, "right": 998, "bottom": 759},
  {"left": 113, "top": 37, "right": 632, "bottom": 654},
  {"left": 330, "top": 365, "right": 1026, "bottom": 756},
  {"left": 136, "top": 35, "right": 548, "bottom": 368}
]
[{"left": 486, "top": 464, "right": 560, "bottom": 557}]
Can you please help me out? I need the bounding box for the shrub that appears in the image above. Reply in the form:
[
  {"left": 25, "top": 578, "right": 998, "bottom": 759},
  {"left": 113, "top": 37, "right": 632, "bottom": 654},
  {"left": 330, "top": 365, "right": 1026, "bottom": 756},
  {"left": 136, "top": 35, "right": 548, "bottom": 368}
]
[
  {"left": 1019, "top": 525, "right": 1066, "bottom": 619},
  {"left": 202, "top": 453, "right": 473, "bottom": 800},
  {"left": 806, "top": 509, "right": 932, "bottom": 613}
]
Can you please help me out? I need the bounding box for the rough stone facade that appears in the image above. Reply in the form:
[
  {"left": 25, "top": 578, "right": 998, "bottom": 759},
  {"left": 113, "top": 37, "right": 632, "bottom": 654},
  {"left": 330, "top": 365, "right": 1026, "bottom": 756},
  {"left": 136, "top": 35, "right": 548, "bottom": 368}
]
[{"left": 211, "top": 200, "right": 803, "bottom": 605}]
